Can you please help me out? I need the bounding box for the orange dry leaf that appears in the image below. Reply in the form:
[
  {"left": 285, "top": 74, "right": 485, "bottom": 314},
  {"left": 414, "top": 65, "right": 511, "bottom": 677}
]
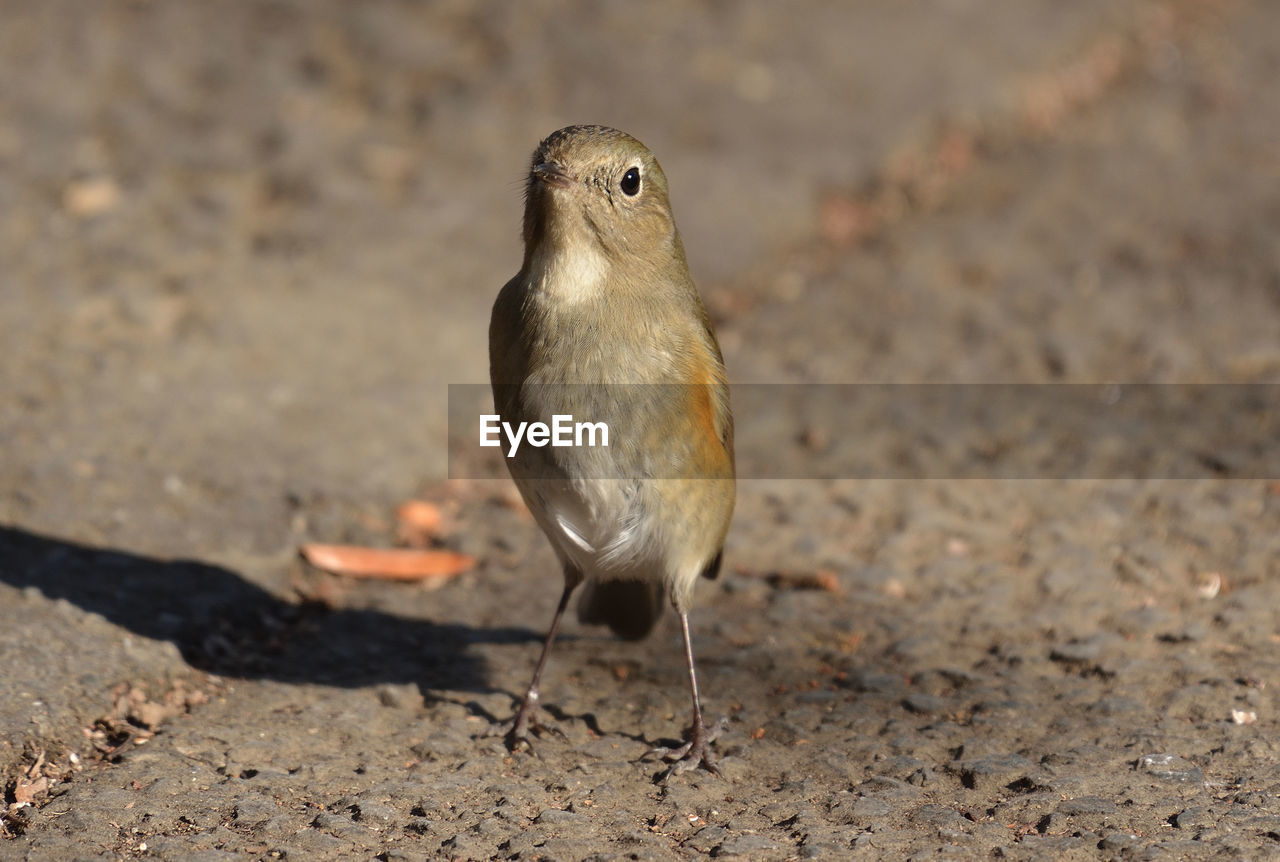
[
  {"left": 764, "top": 569, "right": 841, "bottom": 593},
  {"left": 301, "top": 543, "right": 474, "bottom": 581},
  {"left": 396, "top": 499, "right": 444, "bottom": 546}
]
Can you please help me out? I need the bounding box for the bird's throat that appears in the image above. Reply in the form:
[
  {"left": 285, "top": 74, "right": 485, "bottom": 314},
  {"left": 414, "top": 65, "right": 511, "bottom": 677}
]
[{"left": 527, "top": 243, "right": 610, "bottom": 305}]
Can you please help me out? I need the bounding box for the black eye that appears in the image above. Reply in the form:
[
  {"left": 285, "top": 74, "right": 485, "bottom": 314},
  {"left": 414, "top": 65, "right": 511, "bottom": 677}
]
[{"left": 620, "top": 166, "right": 641, "bottom": 196}]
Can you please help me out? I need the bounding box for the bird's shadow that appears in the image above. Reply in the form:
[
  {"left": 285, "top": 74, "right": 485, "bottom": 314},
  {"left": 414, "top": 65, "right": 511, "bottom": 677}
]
[{"left": 0, "top": 525, "right": 541, "bottom": 695}]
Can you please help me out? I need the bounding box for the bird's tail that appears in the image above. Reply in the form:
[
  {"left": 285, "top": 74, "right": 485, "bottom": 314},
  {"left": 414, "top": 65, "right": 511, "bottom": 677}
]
[{"left": 577, "top": 579, "right": 665, "bottom": 641}]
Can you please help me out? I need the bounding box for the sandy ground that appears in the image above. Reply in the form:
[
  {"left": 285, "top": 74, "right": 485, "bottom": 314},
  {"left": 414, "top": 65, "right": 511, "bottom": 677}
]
[{"left": 3, "top": 0, "right": 1279, "bottom": 859}]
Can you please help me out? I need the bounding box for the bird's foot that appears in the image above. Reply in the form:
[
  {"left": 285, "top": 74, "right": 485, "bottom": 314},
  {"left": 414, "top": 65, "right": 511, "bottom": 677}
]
[
  {"left": 484, "top": 700, "right": 566, "bottom": 753},
  {"left": 647, "top": 715, "right": 727, "bottom": 781}
]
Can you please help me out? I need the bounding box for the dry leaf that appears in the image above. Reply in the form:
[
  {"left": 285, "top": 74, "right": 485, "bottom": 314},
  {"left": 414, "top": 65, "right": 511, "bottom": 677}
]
[
  {"left": 396, "top": 500, "right": 443, "bottom": 546},
  {"left": 764, "top": 569, "right": 841, "bottom": 593},
  {"left": 301, "top": 543, "right": 475, "bottom": 580},
  {"left": 13, "top": 775, "right": 48, "bottom": 805}
]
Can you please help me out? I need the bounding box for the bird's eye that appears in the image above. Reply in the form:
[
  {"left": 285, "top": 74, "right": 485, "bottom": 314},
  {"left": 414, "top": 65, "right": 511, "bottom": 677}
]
[{"left": 620, "top": 166, "right": 641, "bottom": 196}]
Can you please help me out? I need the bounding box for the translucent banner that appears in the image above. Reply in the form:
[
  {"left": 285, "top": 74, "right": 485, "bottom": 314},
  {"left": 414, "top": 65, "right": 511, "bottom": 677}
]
[{"left": 448, "top": 384, "right": 1279, "bottom": 479}]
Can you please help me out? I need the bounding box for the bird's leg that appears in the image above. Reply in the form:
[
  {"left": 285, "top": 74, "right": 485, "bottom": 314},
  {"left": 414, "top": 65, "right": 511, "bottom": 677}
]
[
  {"left": 653, "top": 611, "right": 723, "bottom": 780},
  {"left": 494, "top": 579, "right": 577, "bottom": 751}
]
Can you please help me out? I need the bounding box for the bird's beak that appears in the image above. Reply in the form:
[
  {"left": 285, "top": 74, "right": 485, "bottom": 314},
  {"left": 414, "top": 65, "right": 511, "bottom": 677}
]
[{"left": 531, "top": 161, "right": 574, "bottom": 188}]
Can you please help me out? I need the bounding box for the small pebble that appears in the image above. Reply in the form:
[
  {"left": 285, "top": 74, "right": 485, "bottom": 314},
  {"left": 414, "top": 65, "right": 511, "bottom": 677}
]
[{"left": 1136, "top": 753, "right": 1203, "bottom": 784}]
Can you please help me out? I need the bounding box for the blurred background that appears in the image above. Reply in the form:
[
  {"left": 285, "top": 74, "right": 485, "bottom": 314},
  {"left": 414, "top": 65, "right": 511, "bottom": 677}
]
[{"left": 6, "top": 0, "right": 1273, "bottom": 565}]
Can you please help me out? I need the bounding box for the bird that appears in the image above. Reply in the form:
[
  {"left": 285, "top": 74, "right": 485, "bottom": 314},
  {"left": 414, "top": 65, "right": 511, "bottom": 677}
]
[{"left": 488, "top": 124, "right": 736, "bottom": 778}]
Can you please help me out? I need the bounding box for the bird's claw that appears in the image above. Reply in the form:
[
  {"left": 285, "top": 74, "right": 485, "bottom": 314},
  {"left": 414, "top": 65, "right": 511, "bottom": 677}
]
[
  {"left": 646, "top": 715, "right": 727, "bottom": 781},
  {"left": 484, "top": 708, "right": 566, "bottom": 753}
]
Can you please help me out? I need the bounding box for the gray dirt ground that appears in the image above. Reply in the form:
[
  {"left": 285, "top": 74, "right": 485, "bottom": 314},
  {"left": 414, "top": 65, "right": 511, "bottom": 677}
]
[{"left": 3, "top": 1, "right": 1280, "bottom": 859}]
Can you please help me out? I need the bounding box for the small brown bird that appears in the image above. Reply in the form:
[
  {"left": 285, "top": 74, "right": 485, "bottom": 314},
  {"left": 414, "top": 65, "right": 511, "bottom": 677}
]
[{"left": 489, "top": 125, "right": 735, "bottom": 777}]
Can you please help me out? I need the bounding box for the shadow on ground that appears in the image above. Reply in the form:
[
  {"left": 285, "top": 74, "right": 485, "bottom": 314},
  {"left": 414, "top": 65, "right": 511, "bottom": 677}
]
[{"left": 0, "top": 526, "right": 540, "bottom": 694}]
